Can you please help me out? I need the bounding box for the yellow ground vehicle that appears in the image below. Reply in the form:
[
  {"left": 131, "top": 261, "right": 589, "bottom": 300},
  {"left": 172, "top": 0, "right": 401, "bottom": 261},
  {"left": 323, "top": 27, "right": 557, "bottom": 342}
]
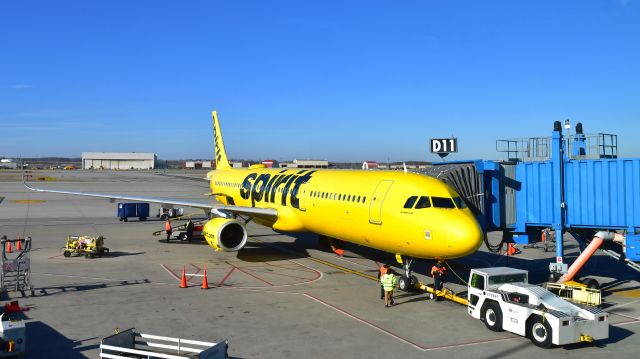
[{"left": 63, "top": 235, "right": 109, "bottom": 258}]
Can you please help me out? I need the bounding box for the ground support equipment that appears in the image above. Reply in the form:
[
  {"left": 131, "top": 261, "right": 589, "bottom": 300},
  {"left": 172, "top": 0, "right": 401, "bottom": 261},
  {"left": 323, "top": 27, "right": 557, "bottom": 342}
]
[
  {"left": 0, "top": 237, "right": 34, "bottom": 297},
  {"left": 100, "top": 328, "right": 228, "bottom": 359},
  {"left": 0, "top": 313, "right": 26, "bottom": 357},
  {"left": 63, "top": 235, "right": 109, "bottom": 258}
]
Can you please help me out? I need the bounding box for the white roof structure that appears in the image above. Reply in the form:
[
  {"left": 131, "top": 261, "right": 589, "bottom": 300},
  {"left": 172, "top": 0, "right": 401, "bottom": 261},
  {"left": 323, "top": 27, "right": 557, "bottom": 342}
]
[{"left": 82, "top": 152, "right": 156, "bottom": 160}]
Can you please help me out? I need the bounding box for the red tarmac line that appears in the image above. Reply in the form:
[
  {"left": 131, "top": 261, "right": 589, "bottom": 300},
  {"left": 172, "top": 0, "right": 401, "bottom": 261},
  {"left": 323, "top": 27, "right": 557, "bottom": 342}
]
[
  {"left": 231, "top": 264, "right": 275, "bottom": 286},
  {"left": 246, "top": 268, "right": 313, "bottom": 281},
  {"left": 304, "top": 292, "right": 519, "bottom": 352},
  {"left": 218, "top": 267, "right": 236, "bottom": 286},
  {"left": 264, "top": 261, "right": 318, "bottom": 273},
  {"left": 160, "top": 264, "right": 199, "bottom": 284}
]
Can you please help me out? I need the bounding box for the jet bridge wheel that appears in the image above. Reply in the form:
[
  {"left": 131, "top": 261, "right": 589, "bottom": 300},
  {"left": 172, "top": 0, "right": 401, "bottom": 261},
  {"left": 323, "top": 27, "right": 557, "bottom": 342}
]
[
  {"left": 528, "top": 315, "right": 553, "bottom": 348},
  {"left": 481, "top": 302, "right": 503, "bottom": 332}
]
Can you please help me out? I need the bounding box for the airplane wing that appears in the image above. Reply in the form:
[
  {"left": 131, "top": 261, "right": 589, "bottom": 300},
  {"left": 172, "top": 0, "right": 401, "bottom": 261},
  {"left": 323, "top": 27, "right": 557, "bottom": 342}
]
[{"left": 23, "top": 181, "right": 278, "bottom": 220}]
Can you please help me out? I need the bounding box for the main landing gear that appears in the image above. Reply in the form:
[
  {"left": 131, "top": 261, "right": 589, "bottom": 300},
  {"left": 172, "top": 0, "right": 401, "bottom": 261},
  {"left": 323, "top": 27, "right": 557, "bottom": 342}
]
[{"left": 396, "top": 255, "right": 419, "bottom": 292}]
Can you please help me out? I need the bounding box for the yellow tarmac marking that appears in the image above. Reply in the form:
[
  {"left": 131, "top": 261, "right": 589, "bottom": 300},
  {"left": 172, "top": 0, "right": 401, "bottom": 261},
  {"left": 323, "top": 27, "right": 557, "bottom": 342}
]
[
  {"left": 306, "top": 256, "right": 378, "bottom": 281},
  {"left": 11, "top": 199, "right": 46, "bottom": 204},
  {"left": 611, "top": 288, "right": 640, "bottom": 298}
]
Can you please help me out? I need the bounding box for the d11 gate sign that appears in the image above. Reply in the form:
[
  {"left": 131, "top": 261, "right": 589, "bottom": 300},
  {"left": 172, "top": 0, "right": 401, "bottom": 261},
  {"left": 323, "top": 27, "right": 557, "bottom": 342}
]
[{"left": 431, "top": 138, "right": 457, "bottom": 158}]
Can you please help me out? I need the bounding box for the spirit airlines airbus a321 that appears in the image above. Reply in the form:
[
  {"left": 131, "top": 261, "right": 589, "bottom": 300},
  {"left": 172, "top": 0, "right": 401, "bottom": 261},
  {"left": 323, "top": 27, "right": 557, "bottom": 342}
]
[{"left": 25, "top": 111, "right": 483, "bottom": 291}]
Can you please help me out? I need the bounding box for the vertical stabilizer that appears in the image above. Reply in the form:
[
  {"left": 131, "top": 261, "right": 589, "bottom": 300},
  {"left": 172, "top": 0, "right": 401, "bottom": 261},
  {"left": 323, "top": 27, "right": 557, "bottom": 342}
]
[{"left": 212, "top": 111, "right": 232, "bottom": 170}]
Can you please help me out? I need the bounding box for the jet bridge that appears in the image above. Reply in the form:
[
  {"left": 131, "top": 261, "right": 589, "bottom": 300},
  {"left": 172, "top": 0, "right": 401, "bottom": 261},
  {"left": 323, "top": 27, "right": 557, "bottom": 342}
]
[{"left": 418, "top": 121, "right": 640, "bottom": 278}]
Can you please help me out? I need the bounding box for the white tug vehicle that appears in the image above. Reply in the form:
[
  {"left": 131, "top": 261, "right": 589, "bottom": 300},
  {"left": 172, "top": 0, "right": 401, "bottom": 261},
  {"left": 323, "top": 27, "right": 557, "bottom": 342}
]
[{"left": 467, "top": 267, "right": 609, "bottom": 348}]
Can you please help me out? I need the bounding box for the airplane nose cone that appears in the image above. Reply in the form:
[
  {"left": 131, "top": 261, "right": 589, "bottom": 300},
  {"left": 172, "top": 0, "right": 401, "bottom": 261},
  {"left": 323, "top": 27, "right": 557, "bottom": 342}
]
[{"left": 447, "top": 214, "right": 483, "bottom": 258}]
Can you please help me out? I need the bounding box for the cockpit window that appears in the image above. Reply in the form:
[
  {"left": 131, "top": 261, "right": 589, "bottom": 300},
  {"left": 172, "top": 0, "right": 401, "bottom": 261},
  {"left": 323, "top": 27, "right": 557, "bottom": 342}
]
[
  {"left": 415, "top": 196, "right": 431, "bottom": 209},
  {"left": 453, "top": 196, "right": 467, "bottom": 209},
  {"left": 403, "top": 196, "right": 418, "bottom": 209},
  {"left": 431, "top": 197, "right": 456, "bottom": 209}
]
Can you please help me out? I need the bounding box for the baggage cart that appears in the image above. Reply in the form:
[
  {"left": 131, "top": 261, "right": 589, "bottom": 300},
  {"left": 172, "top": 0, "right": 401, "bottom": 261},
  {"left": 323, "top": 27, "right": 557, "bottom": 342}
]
[
  {"left": 117, "top": 203, "right": 150, "bottom": 222},
  {"left": 100, "top": 328, "right": 228, "bottom": 359}
]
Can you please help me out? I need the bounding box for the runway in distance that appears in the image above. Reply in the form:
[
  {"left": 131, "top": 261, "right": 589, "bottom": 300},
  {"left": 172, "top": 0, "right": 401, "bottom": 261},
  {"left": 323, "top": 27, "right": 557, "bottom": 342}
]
[{"left": 25, "top": 111, "right": 483, "bottom": 290}]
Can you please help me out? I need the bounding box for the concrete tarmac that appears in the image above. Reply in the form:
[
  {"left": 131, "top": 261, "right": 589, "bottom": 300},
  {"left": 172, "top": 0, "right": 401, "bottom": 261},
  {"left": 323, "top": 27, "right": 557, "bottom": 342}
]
[{"left": 0, "top": 170, "right": 638, "bottom": 358}]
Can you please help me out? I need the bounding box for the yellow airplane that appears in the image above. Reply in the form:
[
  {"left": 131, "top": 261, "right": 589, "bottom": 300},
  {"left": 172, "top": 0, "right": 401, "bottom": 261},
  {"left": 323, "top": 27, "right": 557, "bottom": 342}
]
[{"left": 25, "top": 111, "right": 483, "bottom": 291}]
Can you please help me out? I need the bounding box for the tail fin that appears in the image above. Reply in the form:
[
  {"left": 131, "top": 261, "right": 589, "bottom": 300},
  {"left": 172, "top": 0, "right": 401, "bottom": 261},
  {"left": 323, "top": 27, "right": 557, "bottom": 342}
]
[{"left": 212, "top": 111, "right": 232, "bottom": 170}]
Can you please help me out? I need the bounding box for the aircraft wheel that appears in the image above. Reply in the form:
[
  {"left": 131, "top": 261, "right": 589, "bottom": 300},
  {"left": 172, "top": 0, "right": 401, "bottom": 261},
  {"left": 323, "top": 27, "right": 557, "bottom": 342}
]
[
  {"left": 398, "top": 275, "right": 414, "bottom": 292},
  {"left": 482, "top": 302, "right": 503, "bottom": 332},
  {"left": 411, "top": 275, "right": 419, "bottom": 290},
  {"left": 63, "top": 251, "right": 71, "bottom": 258},
  {"left": 528, "top": 316, "right": 553, "bottom": 348},
  {"left": 582, "top": 278, "right": 599, "bottom": 290}
]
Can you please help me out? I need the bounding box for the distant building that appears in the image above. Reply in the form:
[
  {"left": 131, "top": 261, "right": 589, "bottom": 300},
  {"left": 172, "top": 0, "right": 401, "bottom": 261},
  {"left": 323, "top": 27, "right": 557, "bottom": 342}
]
[
  {"left": 388, "top": 163, "right": 430, "bottom": 170},
  {"left": 185, "top": 160, "right": 213, "bottom": 169},
  {"left": 362, "top": 161, "right": 379, "bottom": 170},
  {"left": 0, "top": 158, "right": 17, "bottom": 169},
  {"left": 82, "top": 152, "right": 157, "bottom": 170},
  {"left": 280, "top": 159, "right": 329, "bottom": 169},
  {"left": 262, "top": 159, "right": 278, "bottom": 168}
]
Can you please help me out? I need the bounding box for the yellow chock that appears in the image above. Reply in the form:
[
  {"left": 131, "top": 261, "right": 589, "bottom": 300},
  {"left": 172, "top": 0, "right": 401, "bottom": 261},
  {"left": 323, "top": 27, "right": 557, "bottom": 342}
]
[{"left": 580, "top": 335, "right": 593, "bottom": 342}]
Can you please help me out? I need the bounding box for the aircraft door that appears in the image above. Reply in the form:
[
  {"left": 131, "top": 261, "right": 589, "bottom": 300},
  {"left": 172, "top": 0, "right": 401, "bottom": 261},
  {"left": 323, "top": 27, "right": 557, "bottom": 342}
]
[
  {"left": 369, "top": 180, "right": 394, "bottom": 224},
  {"left": 297, "top": 182, "right": 309, "bottom": 211}
]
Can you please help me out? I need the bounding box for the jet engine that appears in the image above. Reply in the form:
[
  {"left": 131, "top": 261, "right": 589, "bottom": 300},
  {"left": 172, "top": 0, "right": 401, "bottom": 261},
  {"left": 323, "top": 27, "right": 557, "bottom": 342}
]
[{"left": 202, "top": 217, "right": 248, "bottom": 252}]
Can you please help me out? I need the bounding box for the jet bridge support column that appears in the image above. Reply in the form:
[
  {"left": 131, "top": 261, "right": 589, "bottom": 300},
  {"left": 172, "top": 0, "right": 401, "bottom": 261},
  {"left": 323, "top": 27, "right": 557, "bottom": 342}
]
[{"left": 549, "top": 121, "right": 567, "bottom": 281}]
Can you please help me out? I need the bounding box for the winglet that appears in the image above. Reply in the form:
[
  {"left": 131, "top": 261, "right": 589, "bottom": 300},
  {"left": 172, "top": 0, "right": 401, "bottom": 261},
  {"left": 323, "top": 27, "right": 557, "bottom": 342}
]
[{"left": 212, "top": 111, "right": 231, "bottom": 170}]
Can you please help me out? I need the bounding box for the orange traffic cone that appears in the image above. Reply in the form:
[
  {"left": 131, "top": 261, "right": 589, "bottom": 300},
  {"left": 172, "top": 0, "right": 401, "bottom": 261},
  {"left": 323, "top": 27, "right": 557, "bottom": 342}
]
[
  {"left": 6, "top": 242, "right": 11, "bottom": 254},
  {"left": 201, "top": 266, "right": 209, "bottom": 290},
  {"left": 179, "top": 266, "right": 187, "bottom": 288},
  {"left": 508, "top": 243, "right": 519, "bottom": 256},
  {"left": 16, "top": 239, "right": 22, "bottom": 251}
]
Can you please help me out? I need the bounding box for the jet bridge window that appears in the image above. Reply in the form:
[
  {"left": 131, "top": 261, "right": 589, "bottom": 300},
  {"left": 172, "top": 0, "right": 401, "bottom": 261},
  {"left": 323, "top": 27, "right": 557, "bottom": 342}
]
[{"left": 431, "top": 197, "right": 456, "bottom": 209}]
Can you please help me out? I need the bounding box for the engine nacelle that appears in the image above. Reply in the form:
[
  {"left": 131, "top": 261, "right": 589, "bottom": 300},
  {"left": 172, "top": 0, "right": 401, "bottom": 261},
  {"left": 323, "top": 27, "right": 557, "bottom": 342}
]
[{"left": 202, "top": 218, "right": 248, "bottom": 252}]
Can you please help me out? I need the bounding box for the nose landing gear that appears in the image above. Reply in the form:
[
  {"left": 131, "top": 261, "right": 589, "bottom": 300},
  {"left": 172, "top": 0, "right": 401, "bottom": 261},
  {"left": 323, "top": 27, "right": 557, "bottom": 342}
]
[{"left": 396, "top": 255, "right": 419, "bottom": 292}]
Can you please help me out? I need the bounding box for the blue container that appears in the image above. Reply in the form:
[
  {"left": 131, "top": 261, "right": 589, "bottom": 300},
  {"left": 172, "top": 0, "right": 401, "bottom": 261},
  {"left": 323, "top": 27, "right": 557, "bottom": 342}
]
[
  {"left": 626, "top": 234, "right": 640, "bottom": 261},
  {"left": 117, "top": 203, "right": 150, "bottom": 221}
]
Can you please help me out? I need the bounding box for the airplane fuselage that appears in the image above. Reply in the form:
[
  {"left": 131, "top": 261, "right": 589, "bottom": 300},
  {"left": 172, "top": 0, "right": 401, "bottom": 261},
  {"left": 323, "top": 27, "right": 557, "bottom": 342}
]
[{"left": 210, "top": 167, "right": 483, "bottom": 259}]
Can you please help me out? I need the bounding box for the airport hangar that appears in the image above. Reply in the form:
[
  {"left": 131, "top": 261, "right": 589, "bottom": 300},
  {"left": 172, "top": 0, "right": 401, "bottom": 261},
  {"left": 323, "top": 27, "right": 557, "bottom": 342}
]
[{"left": 81, "top": 152, "right": 157, "bottom": 170}]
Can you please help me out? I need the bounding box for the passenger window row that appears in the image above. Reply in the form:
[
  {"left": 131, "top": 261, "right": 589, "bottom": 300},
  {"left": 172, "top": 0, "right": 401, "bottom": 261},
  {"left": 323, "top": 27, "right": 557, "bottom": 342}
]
[
  {"left": 216, "top": 181, "right": 241, "bottom": 188},
  {"left": 310, "top": 190, "right": 366, "bottom": 204}
]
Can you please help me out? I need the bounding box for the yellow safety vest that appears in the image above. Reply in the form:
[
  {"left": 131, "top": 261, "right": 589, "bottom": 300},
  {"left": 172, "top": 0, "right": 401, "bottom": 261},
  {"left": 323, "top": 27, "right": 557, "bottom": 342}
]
[{"left": 381, "top": 273, "right": 396, "bottom": 291}]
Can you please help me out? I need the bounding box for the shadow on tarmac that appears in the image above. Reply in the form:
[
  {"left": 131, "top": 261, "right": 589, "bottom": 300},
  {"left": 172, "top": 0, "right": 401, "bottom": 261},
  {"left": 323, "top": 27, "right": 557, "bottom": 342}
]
[
  {"left": 36, "top": 279, "right": 150, "bottom": 297},
  {"left": 26, "top": 321, "right": 95, "bottom": 358},
  {"left": 105, "top": 251, "right": 145, "bottom": 258}
]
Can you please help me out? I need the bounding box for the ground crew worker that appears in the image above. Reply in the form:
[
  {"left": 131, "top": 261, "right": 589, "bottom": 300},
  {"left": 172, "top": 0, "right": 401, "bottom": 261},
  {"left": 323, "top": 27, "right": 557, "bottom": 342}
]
[
  {"left": 430, "top": 260, "right": 447, "bottom": 301},
  {"left": 380, "top": 269, "right": 397, "bottom": 307},
  {"left": 377, "top": 264, "right": 389, "bottom": 300},
  {"left": 165, "top": 220, "right": 172, "bottom": 242},
  {"left": 186, "top": 219, "right": 194, "bottom": 241}
]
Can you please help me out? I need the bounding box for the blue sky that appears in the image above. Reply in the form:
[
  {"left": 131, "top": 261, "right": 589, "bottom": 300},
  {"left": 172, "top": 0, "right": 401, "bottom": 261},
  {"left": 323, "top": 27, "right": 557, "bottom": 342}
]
[{"left": 1, "top": 1, "right": 639, "bottom": 162}]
